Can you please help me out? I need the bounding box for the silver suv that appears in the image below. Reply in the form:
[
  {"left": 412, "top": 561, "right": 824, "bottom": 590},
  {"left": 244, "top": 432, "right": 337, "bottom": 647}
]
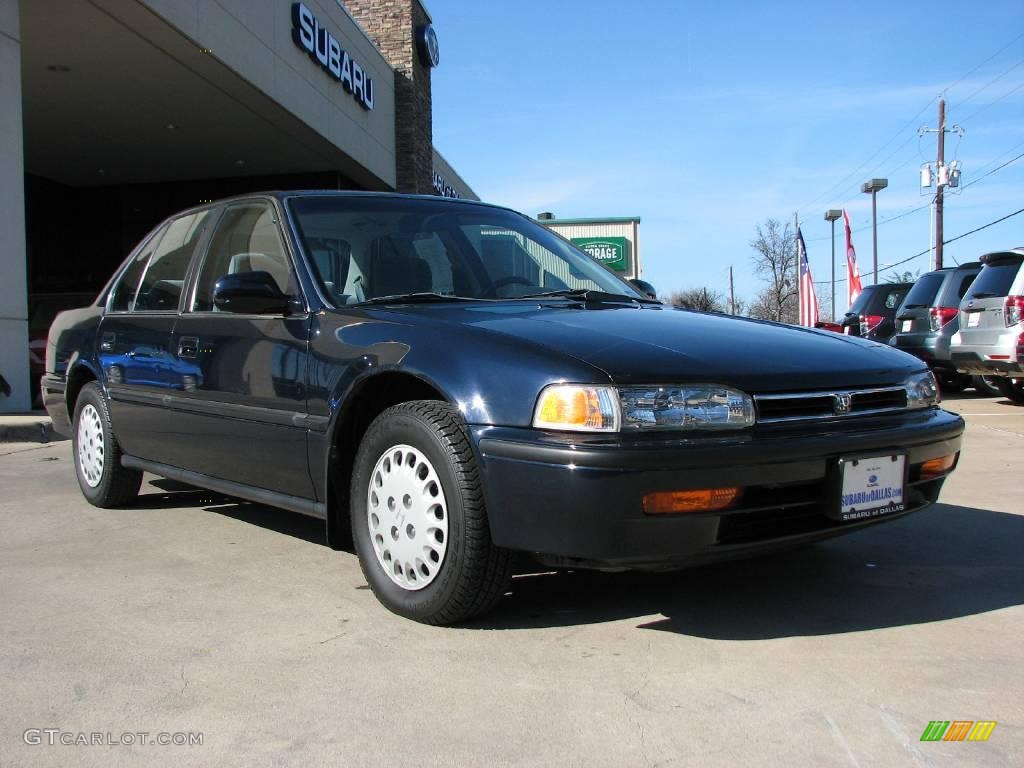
[{"left": 950, "top": 248, "right": 1024, "bottom": 403}]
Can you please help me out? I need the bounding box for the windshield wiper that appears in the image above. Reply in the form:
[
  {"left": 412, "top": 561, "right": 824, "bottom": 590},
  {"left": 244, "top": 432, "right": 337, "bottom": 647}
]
[
  {"left": 903, "top": 303, "right": 927, "bottom": 309},
  {"left": 516, "top": 288, "right": 659, "bottom": 304},
  {"left": 355, "top": 292, "right": 479, "bottom": 306},
  {"left": 969, "top": 291, "right": 998, "bottom": 298}
]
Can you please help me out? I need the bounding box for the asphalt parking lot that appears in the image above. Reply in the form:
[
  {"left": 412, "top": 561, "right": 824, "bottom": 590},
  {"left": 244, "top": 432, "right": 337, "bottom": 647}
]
[{"left": 2, "top": 394, "right": 1022, "bottom": 767}]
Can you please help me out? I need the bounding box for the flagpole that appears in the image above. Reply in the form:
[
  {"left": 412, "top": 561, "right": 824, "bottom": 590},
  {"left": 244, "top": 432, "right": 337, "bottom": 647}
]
[{"left": 794, "top": 212, "right": 800, "bottom": 325}]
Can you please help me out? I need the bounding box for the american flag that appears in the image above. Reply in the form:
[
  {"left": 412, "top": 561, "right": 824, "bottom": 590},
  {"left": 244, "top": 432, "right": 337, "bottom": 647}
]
[
  {"left": 797, "top": 228, "right": 818, "bottom": 327},
  {"left": 843, "top": 209, "right": 863, "bottom": 307}
]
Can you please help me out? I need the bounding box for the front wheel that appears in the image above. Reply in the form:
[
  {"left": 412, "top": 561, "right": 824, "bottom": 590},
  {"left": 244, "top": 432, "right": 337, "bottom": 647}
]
[
  {"left": 995, "top": 377, "right": 1024, "bottom": 404},
  {"left": 72, "top": 382, "right": 142, "bottom": 507},
  {"left": 350, "top": 401, "right": 512, "bottom": 624}
]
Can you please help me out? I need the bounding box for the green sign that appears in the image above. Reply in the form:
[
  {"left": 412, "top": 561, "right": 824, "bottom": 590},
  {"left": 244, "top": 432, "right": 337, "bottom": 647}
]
[{"left": 571, "top": 236, "right": 630, "bottom": 272}]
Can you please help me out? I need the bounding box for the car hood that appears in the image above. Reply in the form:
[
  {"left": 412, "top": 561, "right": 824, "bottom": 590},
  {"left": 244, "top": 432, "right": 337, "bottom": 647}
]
[{"left": 370, "top": 302, "right": 925, "bottom": 392}]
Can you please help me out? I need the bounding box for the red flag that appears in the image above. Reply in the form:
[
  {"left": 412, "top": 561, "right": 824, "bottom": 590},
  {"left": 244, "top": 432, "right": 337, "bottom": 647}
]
[
  {"left": 797, "top": 228, "right": 819, "bottom": 327},
  {"left": 843, "top": 209, "right": 863, "bottom": 308}
]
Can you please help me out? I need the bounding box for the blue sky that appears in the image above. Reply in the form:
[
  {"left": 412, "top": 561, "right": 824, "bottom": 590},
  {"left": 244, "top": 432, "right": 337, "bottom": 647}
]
[{"left": 427, "top": 0, "right": 1024, "bottom": 316}]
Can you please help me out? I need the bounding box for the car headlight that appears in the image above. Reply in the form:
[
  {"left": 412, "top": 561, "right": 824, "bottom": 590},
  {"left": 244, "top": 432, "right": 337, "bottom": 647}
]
[
  {"left": 619, "top": 385, "right": 755, "bottom": 430},
  {"left": 532, "top": 384, "right": 620, "bottom": 432},
  {"left": 905, "top": 370, "right": 940, "bottom": 409}
]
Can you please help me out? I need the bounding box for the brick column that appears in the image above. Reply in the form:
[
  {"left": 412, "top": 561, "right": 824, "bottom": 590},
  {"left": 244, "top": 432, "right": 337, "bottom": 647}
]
[{"left": 345, "top": 0, "right": 433, "bottom": 195}]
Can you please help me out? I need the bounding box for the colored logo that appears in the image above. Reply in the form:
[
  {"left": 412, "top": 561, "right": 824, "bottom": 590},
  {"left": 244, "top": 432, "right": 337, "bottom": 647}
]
[{"left": 920, "top": 721, "right": 996, "bottom": 742}]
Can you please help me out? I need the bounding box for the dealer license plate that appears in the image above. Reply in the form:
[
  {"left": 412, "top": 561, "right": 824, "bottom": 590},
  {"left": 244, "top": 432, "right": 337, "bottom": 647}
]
[
  {"left": 835, "top": 454, "right": 906, "bottom": 522},
  {"left": 901, "top": 320, "right": 913, "bottom": 332},
  {"left": 967, "top": 312, "right": 981, "bottom": 327}
]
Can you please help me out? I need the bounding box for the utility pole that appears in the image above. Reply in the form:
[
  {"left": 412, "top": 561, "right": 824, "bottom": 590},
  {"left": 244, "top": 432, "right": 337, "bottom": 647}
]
[
  {"left": 919, "top": 100, "right": 962, "bottom": 271},
  {"left": 936, "top": 99, "right": 945, "bottom": 269},
  {"left": 793, "top": 212, "right": 799, "bottom": 323},
  {"left": 729, "top": 266, "right": 735, "bottom": 315}
]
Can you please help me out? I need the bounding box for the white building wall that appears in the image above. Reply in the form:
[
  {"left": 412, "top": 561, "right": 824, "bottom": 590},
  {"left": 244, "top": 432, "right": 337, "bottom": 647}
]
[{"left": 0, "top": 0, "right": 29, "bottom": 412}]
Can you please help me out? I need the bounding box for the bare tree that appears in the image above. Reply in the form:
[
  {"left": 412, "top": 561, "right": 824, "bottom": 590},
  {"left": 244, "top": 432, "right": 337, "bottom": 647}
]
[
  {"left": 885, "top": 269, "right": 920, "bottom": 284},
  {"left": 748, "top": 218, "right": 797, "bottom": 323},
  {"left": 665, "top": 287, "right": 728, "bottom": 313}
]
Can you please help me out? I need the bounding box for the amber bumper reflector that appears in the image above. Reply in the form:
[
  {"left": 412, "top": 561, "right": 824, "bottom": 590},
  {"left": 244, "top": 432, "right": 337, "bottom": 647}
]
[
  {"left": 643, "top": 488, "right": 742, "bottom": 515},
  {"left": 920, "top": 453, "right": 958, "bottom": 479}
]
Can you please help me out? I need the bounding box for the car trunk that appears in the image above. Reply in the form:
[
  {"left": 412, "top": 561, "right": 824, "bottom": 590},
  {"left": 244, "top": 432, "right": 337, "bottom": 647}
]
[{"left": 895, "top": 272, "right": 944, "bottom": 340}]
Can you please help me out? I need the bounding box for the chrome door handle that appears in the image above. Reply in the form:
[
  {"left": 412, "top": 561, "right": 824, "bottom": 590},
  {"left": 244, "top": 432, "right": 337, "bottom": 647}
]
[{"left": 100, "top": 332, "right": 115, "bottom": 351}]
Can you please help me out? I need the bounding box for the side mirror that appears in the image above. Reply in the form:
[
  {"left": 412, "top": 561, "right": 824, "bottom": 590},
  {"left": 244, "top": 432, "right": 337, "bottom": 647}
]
[
  {"left": 629, "top": 278, "right": 658, "bottom": 300},
  {"left": 212, "top": 271, "right": 291, "bottom": 314}
]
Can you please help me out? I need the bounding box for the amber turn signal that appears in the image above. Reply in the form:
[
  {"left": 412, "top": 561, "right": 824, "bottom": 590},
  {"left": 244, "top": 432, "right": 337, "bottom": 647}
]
[
  {"left": 643, "top": 487, "right": 742, "bottom": 515},
  {"left": 919, "top": 453, "right": 958, "bottom": 479}
]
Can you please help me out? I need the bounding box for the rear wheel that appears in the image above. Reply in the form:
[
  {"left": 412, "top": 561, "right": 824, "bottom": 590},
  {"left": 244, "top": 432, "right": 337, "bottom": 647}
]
[
  {"left": 995, "top": 377, "right": 1024, "bottom": 404},
  {"left": 972, "top": 375, "right": 1003, "bottom": 397},
  {"left": 72, "top": 382, "right": 142, "bottom": 507},
  {"left": 350, "top": 401, "right": 512, "bottom": 624}
]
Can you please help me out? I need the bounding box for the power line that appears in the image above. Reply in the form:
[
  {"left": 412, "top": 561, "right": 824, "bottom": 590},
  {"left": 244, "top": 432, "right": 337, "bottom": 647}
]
[
  {"left": 953, "top": 56, "right": 1024, "bottom": 110},
  {"left": 813, "top": 206, "right": 1024, "bottom": 285},
  {"left": 960, "top": 79, "right": 1024, "bottom": 124},
  {"left": 943, "top": 30, "right": 1024, "bottom": 95},
  {"left": 961, "top": 151, "right": 1024, "bottom": 189},
  {"left": 796, "top": 31, "right": 1024, "bottom": 216}
]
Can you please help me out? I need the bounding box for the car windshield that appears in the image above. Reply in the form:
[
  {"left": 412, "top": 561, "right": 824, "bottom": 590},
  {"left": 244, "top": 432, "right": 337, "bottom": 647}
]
[{"left": 286, "top": 196, "right": 645, "bottom": 305}]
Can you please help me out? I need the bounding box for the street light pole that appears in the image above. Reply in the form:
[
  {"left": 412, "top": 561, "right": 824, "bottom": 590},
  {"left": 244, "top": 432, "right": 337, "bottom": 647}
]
[
  {"left": 860, "top": 178, "right": 888, "bottom": 284},
  {"left": 824, "top": 209, "right": 842, "bottom": 320}
]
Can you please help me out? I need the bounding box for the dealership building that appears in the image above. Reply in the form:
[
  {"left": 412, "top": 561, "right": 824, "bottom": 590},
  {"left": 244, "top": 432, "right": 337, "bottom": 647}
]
[{"left": 0, "top": 0, "right": 476, "bottom": 411}]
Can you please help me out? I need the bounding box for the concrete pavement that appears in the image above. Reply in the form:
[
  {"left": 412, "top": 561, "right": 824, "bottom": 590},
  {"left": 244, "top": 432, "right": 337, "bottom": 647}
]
[{"left": 0, "top": 396, "right": 1021, "bottom": 767}]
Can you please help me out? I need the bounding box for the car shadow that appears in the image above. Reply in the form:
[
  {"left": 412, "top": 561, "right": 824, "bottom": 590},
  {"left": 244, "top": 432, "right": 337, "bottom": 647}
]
[
  {"left": 129, "top": 483, "right": 1024, "bottom": 639},
  {"left": 137, "top": 478, "right": 327, "bottom": 547},
  {"left": 469, "top": 503, "right": 1024, "bottom": 638}
]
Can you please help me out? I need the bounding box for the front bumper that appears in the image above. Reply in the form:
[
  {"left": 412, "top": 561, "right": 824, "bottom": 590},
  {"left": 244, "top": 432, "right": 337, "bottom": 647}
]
[{"left": 473, "top": 408, "right": 963, "bottom": 570}]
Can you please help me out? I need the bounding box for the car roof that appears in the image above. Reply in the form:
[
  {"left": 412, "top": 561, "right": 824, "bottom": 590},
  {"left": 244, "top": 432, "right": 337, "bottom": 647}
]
[{"left": 210, "top": 190, "right": 520, "bottom": 216}]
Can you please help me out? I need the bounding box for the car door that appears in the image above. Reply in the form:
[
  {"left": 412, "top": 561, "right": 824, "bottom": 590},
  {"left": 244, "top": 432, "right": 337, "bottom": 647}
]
[
  {"left": 167, "top": 200, "right": 314, "bottom": 500},
  {"left": 99, "top": 210, "right": 212, "bottom": 464}
]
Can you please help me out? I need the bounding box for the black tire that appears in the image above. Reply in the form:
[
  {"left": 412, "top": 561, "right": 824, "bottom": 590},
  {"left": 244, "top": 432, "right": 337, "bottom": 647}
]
[
  {"left": 972, "top": 375, "right": 1003, "bottom": 397},
  {"left": 72, "top": 382, "right": 142, "bottom": 507},
  {"left": 350, "top": 401, "right": 512, "bottom": 624},
  {"left": 995, "top": 377, "right": 1024, "bottom": 404}
]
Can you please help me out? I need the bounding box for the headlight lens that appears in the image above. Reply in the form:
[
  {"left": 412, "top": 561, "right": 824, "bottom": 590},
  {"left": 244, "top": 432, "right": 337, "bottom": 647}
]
[
  {"left": 905, "top": 370, "right": 940, "bottom": 408},
  {"left": 532, "top": 384, "right": 620, "bottom": 432},
  {"left": 619, "top": 385, "right": 755, "bottom": 430}
]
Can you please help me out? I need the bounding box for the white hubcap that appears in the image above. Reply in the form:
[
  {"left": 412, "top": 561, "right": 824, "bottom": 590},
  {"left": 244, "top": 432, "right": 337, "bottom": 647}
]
[
  {"left": 77, "top": 403, "right": 105, "bottom": 488},
  {"left": 367, "top": 444, "right": 448, "bottom": 591}
]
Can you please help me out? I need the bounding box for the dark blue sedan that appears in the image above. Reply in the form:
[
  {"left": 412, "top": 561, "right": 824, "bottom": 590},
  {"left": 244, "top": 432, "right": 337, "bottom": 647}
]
[{"left": 42, "top": 192, "right": 963, "bottom": 624}]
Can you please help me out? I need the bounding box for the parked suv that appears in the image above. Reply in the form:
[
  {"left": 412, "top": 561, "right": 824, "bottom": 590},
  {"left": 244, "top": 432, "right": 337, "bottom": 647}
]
[
  {"left": 890, "top": 264, "right": 983, "bottom": 392},
  {"left": 950, "top": 249, "right": 1024, "bottom": 403},
  {"left": 841, "top": 282, "right": 913, "bottom": 341}
]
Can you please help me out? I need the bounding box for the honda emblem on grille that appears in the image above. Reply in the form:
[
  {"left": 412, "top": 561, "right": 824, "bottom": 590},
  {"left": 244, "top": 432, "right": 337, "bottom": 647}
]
[{"left": 833, "top": 393, "right": 853, "bottom": 415}]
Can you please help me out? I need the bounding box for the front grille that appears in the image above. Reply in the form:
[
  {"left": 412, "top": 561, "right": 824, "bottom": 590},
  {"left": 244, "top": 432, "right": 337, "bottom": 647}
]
[{"left": 754, "top": 386, "right": 907, "bottom": 424}]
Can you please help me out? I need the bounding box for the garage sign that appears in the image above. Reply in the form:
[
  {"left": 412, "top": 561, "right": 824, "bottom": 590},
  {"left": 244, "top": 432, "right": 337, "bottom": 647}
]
[{"left": 571, "top": 237, "right": 630, "bottom": 272}]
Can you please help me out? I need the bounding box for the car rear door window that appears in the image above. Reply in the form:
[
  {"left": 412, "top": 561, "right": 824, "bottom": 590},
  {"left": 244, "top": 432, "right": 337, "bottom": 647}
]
[
  {"left": 108, "top": 224, "right": 168, "bottom": 312},
  {"left": 134, "top": 211, "right": 210, "bottom": 312},
  {"left": 192, "top": 202, "right": 297, "bottom": 312}
]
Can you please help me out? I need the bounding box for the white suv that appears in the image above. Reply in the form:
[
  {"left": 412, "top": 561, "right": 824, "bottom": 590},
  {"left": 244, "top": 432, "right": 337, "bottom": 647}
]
[{"left": 950, "top": 248, "right": 1024, "bottom": 403}]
